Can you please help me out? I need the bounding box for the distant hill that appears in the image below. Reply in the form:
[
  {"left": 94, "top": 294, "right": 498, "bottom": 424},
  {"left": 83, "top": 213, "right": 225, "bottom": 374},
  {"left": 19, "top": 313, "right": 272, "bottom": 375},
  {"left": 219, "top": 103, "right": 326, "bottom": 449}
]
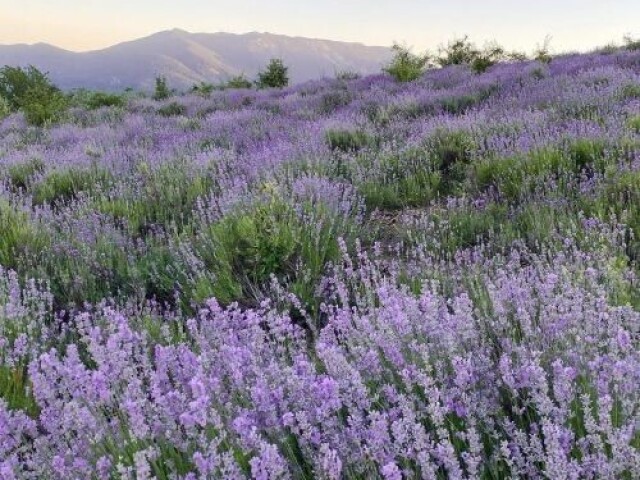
[{"left": 0, "top": 30, "right": 392, "bottom": 91}]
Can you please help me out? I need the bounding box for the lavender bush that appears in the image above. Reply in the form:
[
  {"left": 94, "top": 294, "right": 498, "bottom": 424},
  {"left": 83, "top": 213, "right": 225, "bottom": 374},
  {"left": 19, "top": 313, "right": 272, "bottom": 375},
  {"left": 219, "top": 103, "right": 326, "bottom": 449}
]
[{"left": 0, "top": 45, "right": 639, "bottom": 478}]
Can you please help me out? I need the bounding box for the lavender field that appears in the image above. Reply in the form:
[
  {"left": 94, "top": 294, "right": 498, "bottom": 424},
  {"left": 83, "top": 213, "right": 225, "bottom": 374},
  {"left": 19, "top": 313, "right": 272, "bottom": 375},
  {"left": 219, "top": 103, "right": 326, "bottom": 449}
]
[{"left": 1, "top": 47, "right": 640, "bottom": 479}]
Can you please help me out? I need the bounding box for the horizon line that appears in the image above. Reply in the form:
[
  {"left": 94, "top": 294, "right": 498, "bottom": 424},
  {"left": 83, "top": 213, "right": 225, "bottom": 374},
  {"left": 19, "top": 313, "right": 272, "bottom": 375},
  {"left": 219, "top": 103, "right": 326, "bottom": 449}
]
[{"left": 0, "top": 29, "right": 391, "bottom": 54}]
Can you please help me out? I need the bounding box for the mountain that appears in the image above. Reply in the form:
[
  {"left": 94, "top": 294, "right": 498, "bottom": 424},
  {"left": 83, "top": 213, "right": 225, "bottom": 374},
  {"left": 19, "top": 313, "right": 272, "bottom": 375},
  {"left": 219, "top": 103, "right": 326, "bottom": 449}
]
[{"left": 0, "top": 30, "right": 392, "bottom": 91}]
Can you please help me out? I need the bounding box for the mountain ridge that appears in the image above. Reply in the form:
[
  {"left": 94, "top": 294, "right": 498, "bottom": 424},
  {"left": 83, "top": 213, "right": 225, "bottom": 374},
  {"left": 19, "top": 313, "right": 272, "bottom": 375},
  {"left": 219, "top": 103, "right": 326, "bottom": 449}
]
[{"left": 0, "top": 30, "right": 393, "bottom": 90}]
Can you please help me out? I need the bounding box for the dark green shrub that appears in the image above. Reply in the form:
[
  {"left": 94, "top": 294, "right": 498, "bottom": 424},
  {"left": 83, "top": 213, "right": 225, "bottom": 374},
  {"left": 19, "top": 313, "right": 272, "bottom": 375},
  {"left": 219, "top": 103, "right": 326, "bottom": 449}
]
[
  {"left": 384, "top": 44, "right": 430, "bottom": 82},
  {"left": 96, "top": 162, "right": 214, "bottom": 235},
  {"left": 0, "top": 65, "right": 50, "bottom": 110},
  {"left": 21, "top": 86, "right": 68, "bottom": 126},
  {"left": 621, "top": 83, "right": 640, "bottom": 100},
  {"left": 0, "top": 200, "right": 35, "bottom": 269},
  {"left": 439, "top": 94, "right": 479, "bottom": 114},
  {"left": 326, "top": 129, "right": 374, "bottom": 152},
  {"left": 256, "top": 59, "right": 289, "bottom": 89},
  {"left": 470, "top": 44, "right": 506, "bottom": 73},
  {"left": 318, "top": 90, "right": 352, "bottom": 114},
  {"left": 384, "top": 44, "right": 431, "bottom": 82},
  {"left": 474, "top": 156, "right": 522, "bottom": 199},
  {"left": 428, "top": 129, "right": 476, "bottom": 193},
  {"left": 623, "top": 35, "right": 640, "bottom": 51},
  {"left": 224, "top": 75, "right": 253, "bottom": 90},
  {"left": 437, "top": 37, "right": 508, "bottom": 73},
  {"left": 0, "top": 363, "right": 39, "bottom": 416},
  {"left": 596, "top": 43, "right": 620, "bottom": 55},
  {"left": 567, "top": 139, "right": 607, "bottom": 174},
  {"left": 153, "top": 76, "right": 171, "bottom": 100},
  {"left": 7, "top": 158, "right": 45, "bottom": 190},
  {"left": 432, "top": 203, "right": 509, "bottom": 253},
  {"left": 157, "top": 102, "right": 187, "bottom": 117},
  {"left": 85, "top": 92, "right": 126, "bottom": 109},
  {"left": 589, "top": 171, "right": 640, "bottom": 264},
  {"left": 508, "top": 51, "right": 529, "bottom": 61},
  {"left": 437, "top": 36, "right": 479, "bottom": 67},
  {"left": 358, "top": 148, "right": 441, "bottom": 209},
  {"left": 0, "top": 65, "right": 67, "bottom": 125},
  {"left": 628, "top": 115, "right": 640, "bottom": 133},
  {"left": 534, "top": 37, "right": 553, "bottom": 64},
  {"left": 32, "top": 167, "right": 111, "bottom": 206},
  {"left": 190, "top": 82, "right": 215, "bottom": 96},
  {"left": 195, "top": 193, "right": 355, "bottom": 312},
  {"left": 0, "top": 95, "right": 9, "bottom": 119}
]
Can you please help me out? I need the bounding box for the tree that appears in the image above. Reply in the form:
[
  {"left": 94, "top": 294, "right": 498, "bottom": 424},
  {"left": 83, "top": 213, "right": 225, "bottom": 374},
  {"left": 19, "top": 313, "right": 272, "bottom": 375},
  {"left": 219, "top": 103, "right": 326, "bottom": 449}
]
[
  {"left": 153, "top": 76, "right": 170, "bottom": 100},
  {"left": 0, "top": 65, "right": 67, "bottom": 125},
  {"left": 436, "top": 37, "right": 513, "bottom": 73},
  {"left": 256, "top": 59, "right": 289, "bottom": 89},
  {"left": 437, "top": 36, "right": 479, "bottom": 67},
  {"left": 384, "top": 44, "right": 431, "bottom": 82},
  {"left": 0, "top": 65, "right": 56, "bottom": 109},
  {"left": 470, "top": 43, "right": 507, "bottom": 73}
]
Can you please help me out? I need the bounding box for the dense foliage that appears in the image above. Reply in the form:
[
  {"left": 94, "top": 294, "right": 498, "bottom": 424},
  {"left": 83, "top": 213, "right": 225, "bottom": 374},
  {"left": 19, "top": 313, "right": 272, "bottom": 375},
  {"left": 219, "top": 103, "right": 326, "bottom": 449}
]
[
  {"left": 256, "top": 58, "right": 290, "bottom": 89},
  {"left": 0, "top": 65, "right": 67, "bottom": 125},
  {"left": 0, "top": 44, "right": 639, "bottom": 478},
  {"left": 384, "top": 44, "right": 431, "bottom": 82}
]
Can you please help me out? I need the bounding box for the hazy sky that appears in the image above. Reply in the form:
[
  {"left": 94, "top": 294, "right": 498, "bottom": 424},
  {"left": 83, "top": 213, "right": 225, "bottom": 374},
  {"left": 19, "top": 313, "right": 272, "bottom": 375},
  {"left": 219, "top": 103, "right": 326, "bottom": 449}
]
[{"left": 1, "top": 0, "right": 638, "bottom": 53}]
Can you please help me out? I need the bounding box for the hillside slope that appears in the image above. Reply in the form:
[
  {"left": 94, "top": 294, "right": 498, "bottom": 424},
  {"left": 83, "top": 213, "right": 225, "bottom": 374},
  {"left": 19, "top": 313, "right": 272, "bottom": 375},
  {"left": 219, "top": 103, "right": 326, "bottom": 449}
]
[{"left": 0, "top": 29, "right": 392, "bottom": 90}]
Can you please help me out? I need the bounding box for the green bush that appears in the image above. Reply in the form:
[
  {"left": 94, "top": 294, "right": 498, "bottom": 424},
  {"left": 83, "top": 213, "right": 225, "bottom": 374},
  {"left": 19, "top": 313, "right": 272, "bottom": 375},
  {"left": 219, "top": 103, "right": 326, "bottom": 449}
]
[
  {"left": 470, "top": 44, "right": 506, "bottom": 73},
  {"left": 587, "top": 170, "right": 640, "bottom": 264},
  {"left": 256, "top": 59, "right": 289, "bottom": 89},
  {"left": 157, "top": 102, "right": 187, "bottom": 117},
  {"left": 153, "top": 76, "right": 171, "bottom": 100},
  {"left": 428, "top": 129, "right": 476, "bottom": 193},
  {"left": 0, "top": 95, "right": 9, "bottom": 119},
  {"left": 0, "top": 363, "right": 39, "bottom": 416},
  {"left": 567, "top": 138, "right": 607, "bottom": 174},
  {"left": 621, "top": 83, "right": 640, "bottom": 100},
  {"left": 190, "top": 82, "right": 215, "bottom": 96},
  {"left": 0, "top": 201, "right": 31, "bottom": 269},
  {"left": 430, "top": 203, "right": 509, "bottom": 253},
  {"left": 628, "top": 115, "right": 640, "bottom": 133},
  {"left": 85, "top": 91, "right": 126, "bottom": 109},
  {"left": 474, "top": 156, "right": 522, "bottom": 199},
  {"left": 384, "top": 44, "right": 430, "bottom": 82},
  {"left": 21, "top": 86, "right": 67, "bottom": 126},
  {"left": 325, "top": 129, "right": 374, "bottom": 152},
  {"left": 224, "top": 75, "right": 253, "bottom": 90},
  {"left": 318, "top": 90, "right": 352, "bottom": 114},
  {"left": 195, "top": 193, "right": 354, "bottom": 313},
  {"left": 437, "top": 37, "right": 509, "bottom": 73},
  {"left": 0, "top": 65, "right": 67, "bottom": 126},
  {"left": 96, "top": 162, "right": 214, "bottom": 235},
  {"left": 437, "top": 36, "right": 479, "bottom": 67},
  {"left": 439, "top": 94, "right": 480, "bottom": 114},
  {"left": 0, "top": 65, "right": 48, "bottom": 110},
  {"left": 623, "top": 35, "right": 640, "bottom": 51},
  {"left": 358, "top": 149, "right": 441, "bottom": 209},
  {"left": 534, "top": 37, "right": 553, "bottom": 64},
  {"left": 6, "top": 158, "right": 45, "bottom": 190},
  {"left": 32, "top": 167, "right": 111, "bottom": 206}
]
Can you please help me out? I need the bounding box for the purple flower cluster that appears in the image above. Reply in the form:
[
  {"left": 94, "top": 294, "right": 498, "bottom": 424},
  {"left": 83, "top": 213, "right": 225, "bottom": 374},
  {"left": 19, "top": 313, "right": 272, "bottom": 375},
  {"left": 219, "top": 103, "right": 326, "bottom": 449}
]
[{"left": 0, "top": 244, "right": 638, "bottom": 478}]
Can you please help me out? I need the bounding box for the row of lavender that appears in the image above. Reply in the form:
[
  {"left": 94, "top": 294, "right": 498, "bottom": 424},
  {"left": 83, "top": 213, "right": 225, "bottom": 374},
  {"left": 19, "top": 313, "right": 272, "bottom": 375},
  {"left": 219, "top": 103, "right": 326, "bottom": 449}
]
[{"left": 0, "top": 47, "right": 639, "bottom": 477}]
